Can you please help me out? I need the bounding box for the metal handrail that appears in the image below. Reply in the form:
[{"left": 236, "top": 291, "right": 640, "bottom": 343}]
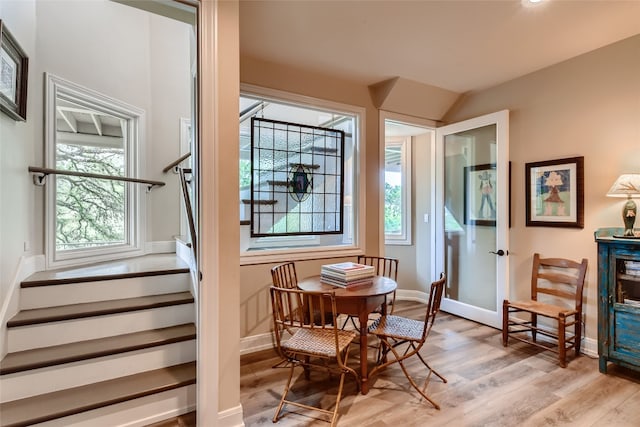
[
  {"left": 179, "top": 167, "right": 197, "bottom": 256},
  {"left": 162, "top": 152, "right": 191, "bottom": 173},
  {"left": 28, "top": 166, "right": 165, "bottom": 191}
]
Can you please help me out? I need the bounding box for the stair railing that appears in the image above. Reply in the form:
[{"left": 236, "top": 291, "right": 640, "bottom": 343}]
[
  {"left": 178, "top": 167, "right": 197, "bottom": 256},
  {"left": 162, "top": 153, "right": 196, "bottom": 257},
  {"left": 162, "top": 152, "right": 191, "bottom": 173},
  {"left": 28, "top": 166, "right": 165, "bottom": 192}
]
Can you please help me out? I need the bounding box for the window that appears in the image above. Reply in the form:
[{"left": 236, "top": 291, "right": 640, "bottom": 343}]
[
  {"left": 45, "top": 74, "right": 145, "bottom": 267},
  {"left": 250, "top": 117, "right": 344, "bottom": 237},
  {"left": 385, "top": 136, "right": 412, "bottom": 245},
  {"left": 239, "top": 85, "right": 365, "bottom": 264}
]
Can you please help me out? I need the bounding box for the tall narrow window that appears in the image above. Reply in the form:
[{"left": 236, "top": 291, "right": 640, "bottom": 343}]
[
  {"left": 55, "top": 99, "right": 127, "bottom": 250},
  {"left": 45, "top": 74, "right": 145, "bottom": 267},
  {"left": 385, "top": 136, "right": 412, "bottom": 245}
]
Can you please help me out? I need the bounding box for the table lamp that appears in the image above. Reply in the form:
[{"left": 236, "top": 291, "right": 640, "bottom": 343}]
[{"left": 607, "top": 174, "right": 640, "bottom": 237}]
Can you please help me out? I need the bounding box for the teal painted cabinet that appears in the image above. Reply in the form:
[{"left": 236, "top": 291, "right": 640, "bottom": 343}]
[{"left": 595, "top": 228, "right": 640, "bottom": 374}]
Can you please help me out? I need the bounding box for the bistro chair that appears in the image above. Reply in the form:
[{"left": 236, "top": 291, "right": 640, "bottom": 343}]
[
  {"left": 502, "top": 253, "right": 588, "bottom": 367},
  {"left": 341, "top": 255, "right": 399, "bottom": 330},
  {"left": 270, "top": 286, "right": 359, "bottom": 426},
  {"left": 271, "top": 261, "right": 298, "bottom": 290},
  {"left": 368, "top": 273, "right": 447, "bottom": 409}
]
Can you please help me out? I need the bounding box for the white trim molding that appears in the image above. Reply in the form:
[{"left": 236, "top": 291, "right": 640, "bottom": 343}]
[
  {"left": 396, "top": 289, "right": 428, "bottom": 304},
  {"left": 239, "top": 83, "right": 367, "bottom": 266},
  {"left": 239, "top": 332, "right": 274, "bottom": 356},
  {"left": 218, "top": 404, "right": 245, "bottom": 427},
  {"left": 0, "top": 254, "right": 45, "bottom": 359},
  {"left": 44, "top": 73, "right": 147, "bottom": 269}
]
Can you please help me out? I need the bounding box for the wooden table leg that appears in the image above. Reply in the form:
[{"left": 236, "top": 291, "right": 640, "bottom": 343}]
[{"left": 359, "top": 310, "right": 370, "bottom": 394}]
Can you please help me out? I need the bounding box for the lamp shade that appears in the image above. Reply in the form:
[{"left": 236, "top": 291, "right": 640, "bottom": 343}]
[{"left": 607, "top": 174, "right": 640, "bottom": 198}]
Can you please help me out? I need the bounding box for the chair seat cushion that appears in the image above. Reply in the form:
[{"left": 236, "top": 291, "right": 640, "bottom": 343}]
[
  {"left": 283, "top": 328, "right": 356, "bottom": 357},
  {"left": 368, "top": 315, "right": 425, "bottom": 341},
  {"left": 506, "top": 299, "right": 577, "bottom": 319}
]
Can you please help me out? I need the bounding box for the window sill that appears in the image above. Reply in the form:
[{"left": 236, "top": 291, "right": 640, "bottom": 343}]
[{"left": 240, "top": 245, "right": 363, "bottom": 266}]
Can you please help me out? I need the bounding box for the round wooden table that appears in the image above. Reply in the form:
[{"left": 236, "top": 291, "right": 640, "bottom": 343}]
[{"left": 297, "top": 275, "right": 397, "bottom": 394}]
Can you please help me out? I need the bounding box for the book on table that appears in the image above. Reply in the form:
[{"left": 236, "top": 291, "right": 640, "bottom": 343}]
[
  {"left": 320, "top": 274, "right": 374, "bottom": 288},
  {"left": 321, "top": 262, "right": 375, "bottom": 280},
  {"left": 320, "top": 262, "right": 375, "bottom": 288}
]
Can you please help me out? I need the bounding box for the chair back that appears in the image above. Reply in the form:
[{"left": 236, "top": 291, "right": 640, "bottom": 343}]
[
  {"left": 271, "top": 262, "right": 298, "bottom": 289},
  {"left": 357, "top": 255, "right": 398, "bottom": 281},
  {"left": 530, "top": 253, "right": 588, "bottom": 311},
  {"left": 422, "top": 273, "right": 447, "bottom": 342}
]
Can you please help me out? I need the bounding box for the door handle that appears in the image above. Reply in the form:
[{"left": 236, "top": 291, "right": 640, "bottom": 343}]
[{"left": 489, "top": 249, "right": 508, "bottom": 256}]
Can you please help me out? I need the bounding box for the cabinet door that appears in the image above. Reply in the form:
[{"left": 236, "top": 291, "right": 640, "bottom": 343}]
[{"left": 609, "top": 248, "right": 640, "bottom": 365}]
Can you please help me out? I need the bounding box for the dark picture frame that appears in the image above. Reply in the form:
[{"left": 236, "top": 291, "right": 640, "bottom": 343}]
[
  {"left": 0, "top": 20, "right": 28, "bottom": 121},
  {"left": 464, "top": 163, "right": 497, "bottom": 226},
  {"left": 525, "top": 156, "right": 584, "bottom": 228}
]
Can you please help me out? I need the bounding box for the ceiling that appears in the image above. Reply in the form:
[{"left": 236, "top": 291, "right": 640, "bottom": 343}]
[{"left": 239, "top": 0, "right": 640, "bottom": 94}]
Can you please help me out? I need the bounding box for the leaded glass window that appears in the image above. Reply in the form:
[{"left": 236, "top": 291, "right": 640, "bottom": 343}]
[{"left": 250, "top": 118, "right": 344, "bottom": 237}]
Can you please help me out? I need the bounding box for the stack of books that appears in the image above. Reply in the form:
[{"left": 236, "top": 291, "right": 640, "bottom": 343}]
[{"left": 320, "top": 262, "right": 375, "bottom": 288}]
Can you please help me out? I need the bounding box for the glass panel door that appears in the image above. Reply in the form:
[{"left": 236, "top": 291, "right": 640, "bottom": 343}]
[{"left": 435, "top": 111, "right": 509, "bottom": 328}]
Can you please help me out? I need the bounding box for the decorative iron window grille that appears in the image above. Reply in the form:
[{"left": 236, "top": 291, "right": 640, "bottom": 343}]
[{"left": 250, "top": 117, "right": 344, "bottom": 237}]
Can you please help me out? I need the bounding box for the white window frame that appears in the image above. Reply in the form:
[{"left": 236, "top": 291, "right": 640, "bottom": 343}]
[
  {"left": 384, "top": 136, "right": 412, "bottom": 245},
  {"left": 44, "top": 73, "right": 146, "bottom": 268},
  {"left": 239, "top": 83, "right": 366, "bottom": 265}
]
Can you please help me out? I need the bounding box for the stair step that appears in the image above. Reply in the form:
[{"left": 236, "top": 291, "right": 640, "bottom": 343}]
[
  {"left": 20, "top": 272, "right": 192, "bottom": 310},
  {"left": 21, "top": 254, "right": 189, "bottom": 288},
  {"left": 7, "top": 292, "right": 194, "bottom": 328},
  {"left": 0, "top": 362, "right": 196, "bottom": 427},
  {"left": 0, "top": 323, "right": 196, "bottom": 375}
]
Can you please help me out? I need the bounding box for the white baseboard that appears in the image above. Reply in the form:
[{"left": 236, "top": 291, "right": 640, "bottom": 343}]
[
  {"left": 240, "top": 332, "right": 274, "bottom": 356},
  {"left": 0, "top": 254, "right": 45, "bottom": 359},
  {"left": 145, "top": 240, "right": 177, "bottom": 254},
  {"left": 582, "top": 337, "right": 597, "bottom": 358},
  {"left": 218, "top": 404, "right": 245, "bottom": 427},
  {"left": 175, "top": 239, "right": 198, "bottom": 301},
  {"left": 396, "top": 289, "right": 428, "bottom": 304}
]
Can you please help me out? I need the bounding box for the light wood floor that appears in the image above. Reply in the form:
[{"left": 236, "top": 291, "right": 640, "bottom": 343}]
[{"left": 240, "top": 301, "right": 640, "bottom": 427}]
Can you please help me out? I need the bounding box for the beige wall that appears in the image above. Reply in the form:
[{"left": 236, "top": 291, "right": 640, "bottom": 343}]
[
  {"left": 238, "top": 56, "right": 382, "bottom": 338},
  {"left": 443, "top": 34, "right": 640, "bottom": 343},
  {"left": 0, "top": 1, "right": 38, "bottom": 347}
]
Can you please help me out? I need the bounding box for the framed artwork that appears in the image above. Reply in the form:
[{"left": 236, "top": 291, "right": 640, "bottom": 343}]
[
  {"left": 525, "top": 156, "right": 584, "bottom": 228},
  {"left": 0, "top": 20, "right": 28, "bottom": 121},
  {"left": 464, "top": 163, "right": 497, "bottom": 226}
]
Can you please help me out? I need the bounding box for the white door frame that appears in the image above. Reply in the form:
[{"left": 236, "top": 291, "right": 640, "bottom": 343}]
[
  {"left": 435, "top": 110, "right": 509, "bottom": 328},
  {"left": 378, "top": 111, "right": 437, "bottom": 274}
]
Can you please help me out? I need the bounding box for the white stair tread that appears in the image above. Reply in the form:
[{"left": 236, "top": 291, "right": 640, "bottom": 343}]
[{"left": 22, "top": 254, "right": 189, "bottom": 287}]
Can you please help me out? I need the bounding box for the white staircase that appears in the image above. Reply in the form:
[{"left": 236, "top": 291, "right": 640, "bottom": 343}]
[{"left": 0, "top": 254, "right": 196, "bottom": 427}]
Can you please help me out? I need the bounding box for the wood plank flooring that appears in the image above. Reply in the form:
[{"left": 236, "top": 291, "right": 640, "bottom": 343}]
[{"left": 240, "top": 301, "right": 640, "bottom": 427}]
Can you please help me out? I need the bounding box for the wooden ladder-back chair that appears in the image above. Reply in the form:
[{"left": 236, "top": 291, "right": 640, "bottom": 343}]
[
  {"left": 367, "top": 273, "right": 447, "bottom": 409},
  {"left": 502, "top": 253, "right": 588, "bottom": 367},
  {"left": 341, "top": 255, "right": 399, "bottom": 331},
  {"left": 270, "top": 286, "right": 359, "bottom": 426}
]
